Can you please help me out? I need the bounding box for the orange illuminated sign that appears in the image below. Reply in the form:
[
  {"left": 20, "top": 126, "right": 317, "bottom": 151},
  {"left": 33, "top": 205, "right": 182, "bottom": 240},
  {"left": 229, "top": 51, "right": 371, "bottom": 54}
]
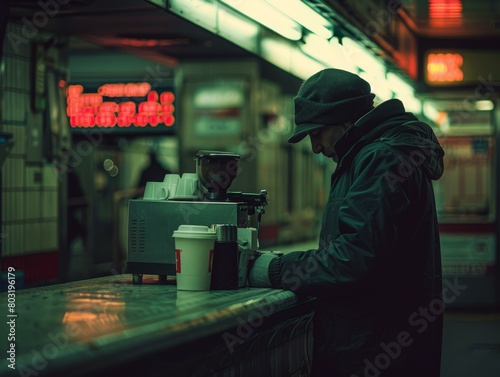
[
  {"left": 426, "top": 53, "right": 464, "bottom": 82},
  {"left": 66, "top": 83, "right": 175, "bottom": 128},
  {"left": 429, "top": 0, "right": 462, "bottom": 27}
]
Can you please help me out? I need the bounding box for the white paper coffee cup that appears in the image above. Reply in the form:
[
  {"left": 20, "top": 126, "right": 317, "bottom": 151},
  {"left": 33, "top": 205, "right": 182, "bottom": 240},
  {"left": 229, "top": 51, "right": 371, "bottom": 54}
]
[{"left": 173, "top": 225, "right": 217, "bottom": 291}]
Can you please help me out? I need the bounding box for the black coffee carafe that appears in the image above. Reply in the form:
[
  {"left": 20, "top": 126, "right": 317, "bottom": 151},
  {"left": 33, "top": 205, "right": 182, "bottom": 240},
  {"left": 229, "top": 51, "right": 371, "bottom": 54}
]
[{"left": 211, "top": 224, "right": 239, "bottom": 290}]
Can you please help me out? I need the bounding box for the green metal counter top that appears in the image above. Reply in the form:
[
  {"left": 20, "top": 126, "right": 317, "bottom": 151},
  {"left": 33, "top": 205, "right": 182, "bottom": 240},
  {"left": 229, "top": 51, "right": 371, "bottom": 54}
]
[{"left": 1, "top": 274, "right": 314, "bottom": 377}]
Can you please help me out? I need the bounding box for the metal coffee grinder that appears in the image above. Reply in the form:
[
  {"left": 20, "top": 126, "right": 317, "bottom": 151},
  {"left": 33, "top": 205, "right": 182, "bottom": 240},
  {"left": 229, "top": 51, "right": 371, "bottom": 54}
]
[{"left": 127, "top": 150, "right": 268, "bottom": 285}]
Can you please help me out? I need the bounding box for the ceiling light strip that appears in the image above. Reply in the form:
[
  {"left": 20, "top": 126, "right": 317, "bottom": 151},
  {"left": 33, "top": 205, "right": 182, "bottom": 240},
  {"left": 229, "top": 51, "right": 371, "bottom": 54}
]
[
  {"left": 220, "top": 0, "right": 302, "bottom": 40},
  {"left": 264, "top": 0, "right": 333, "bottom": 39}
]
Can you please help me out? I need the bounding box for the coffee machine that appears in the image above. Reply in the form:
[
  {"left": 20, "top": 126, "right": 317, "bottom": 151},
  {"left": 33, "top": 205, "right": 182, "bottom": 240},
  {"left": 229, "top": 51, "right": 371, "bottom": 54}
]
[{"left": 127, "top": 150, "right": 268, "bottom": 284}]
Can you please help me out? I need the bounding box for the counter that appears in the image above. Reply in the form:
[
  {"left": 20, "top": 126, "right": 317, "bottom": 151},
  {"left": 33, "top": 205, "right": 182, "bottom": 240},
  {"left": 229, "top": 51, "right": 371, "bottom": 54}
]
[{"left": 1, "top": 274, "right": 316, "bottom": 377}]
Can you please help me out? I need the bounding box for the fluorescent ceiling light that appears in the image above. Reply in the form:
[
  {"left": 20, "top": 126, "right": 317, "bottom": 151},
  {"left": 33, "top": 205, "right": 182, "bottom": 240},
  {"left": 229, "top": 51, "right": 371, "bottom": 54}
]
[
  {"left": 218, "top": 7, "right": 259, "bottom": 50},
  {"left": 167, "top": 0, "right": 259, "bottom": 52},
  {"left": 476, "top": 100, "right": 494, "bottom": 111},
  {"left": 386, "top": 72, "right": 420, "bottom": 113},
  {"left": 221, "top": 0, "right": 302, "bottom": 40},
  {"left": 300, "top": 34, "right": 356, "bottom": 73},
  {"left": 261, "top": 37, "right": 325, "bottom": 80},
  {"left": 359, "top": 72, "right": 392, "bottom": 102},
  {"left": 342, "top": 37, "right": 385, "bottom": 77},
  {"left": 261, "top": 37, "right": 293, "bottom": 72},
  {"left": 329, "top": 38, "right": 357, "bottom": 73},
  {"left": 300, "top": 34, "right": 332, "bottom": 65},
  {"left": 402, "top": 95, "right": 422, "bottom": 114},
  {"left": 264, "top": 0, "right": 332, "bottom": 39},
  {"left": 168, "top": 0, "right": 217, "bottom": 32},
  {"left": 291, "top": 48, "right": 327, "bottom": 79},
  {"left": 386, "top": 72, "right": 413, "bottom": 95},
  {"left": 218, "top": 8, "right": 259, "bottom": 39},
  {"left": 423, "top": 101, "right": 440, "bottom": 120}
]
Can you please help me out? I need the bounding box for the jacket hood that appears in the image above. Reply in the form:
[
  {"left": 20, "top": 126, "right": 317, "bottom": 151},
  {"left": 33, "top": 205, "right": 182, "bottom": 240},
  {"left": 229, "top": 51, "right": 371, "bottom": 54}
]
[{"left": 336, "top": 99, "right": 445, "bottom": 180}]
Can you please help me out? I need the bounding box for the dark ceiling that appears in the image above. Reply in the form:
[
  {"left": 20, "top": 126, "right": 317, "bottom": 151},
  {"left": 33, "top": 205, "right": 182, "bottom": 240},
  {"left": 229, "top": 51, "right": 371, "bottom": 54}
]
[
  {"left": 7, "top": 0, "right": 252, "bottom": 62},
  {"left": 324, "top": 0, "right": 500, "bottom": 40},
  {"left": 5, "top": 0, "right": 500, "bottom": 89},
  {"left": 7, "top": 0, "right": 311, "bottom": 93}
]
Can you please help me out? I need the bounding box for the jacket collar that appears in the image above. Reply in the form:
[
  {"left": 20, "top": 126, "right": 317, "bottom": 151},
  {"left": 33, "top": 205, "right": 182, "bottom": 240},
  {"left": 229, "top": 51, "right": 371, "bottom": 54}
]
[{"left": 334, "top": 99, "right": 407, "bottom": 165}]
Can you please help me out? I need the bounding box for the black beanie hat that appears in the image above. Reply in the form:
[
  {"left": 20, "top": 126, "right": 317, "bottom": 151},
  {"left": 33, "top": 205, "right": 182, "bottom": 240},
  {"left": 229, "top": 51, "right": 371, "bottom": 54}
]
[{"left": 288, "top": 68, "right": 375, "bottom": 143}]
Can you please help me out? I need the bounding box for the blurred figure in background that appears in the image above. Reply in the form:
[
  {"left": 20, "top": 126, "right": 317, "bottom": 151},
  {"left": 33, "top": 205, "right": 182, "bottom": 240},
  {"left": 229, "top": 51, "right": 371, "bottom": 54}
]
[
  {"left": 249, "top": 68, "right": 445, "bottom": 377},
  {"left": 136, "top": 147, "right": 172, "bottom": 197},
  {"left": 67, "top": 168, "right": 88, "bottom": 249}
]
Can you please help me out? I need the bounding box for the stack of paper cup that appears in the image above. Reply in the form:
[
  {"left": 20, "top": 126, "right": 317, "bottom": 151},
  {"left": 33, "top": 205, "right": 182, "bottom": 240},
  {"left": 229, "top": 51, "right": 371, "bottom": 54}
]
[
  {"left": 163, "top": 174, "right": 180, "bottom": 198},
  {"left": 143, "top": 181, "right": 169, "bottom": 200},
  {"left": 172, "top": 225, "right": 217, "bottom": 291}
]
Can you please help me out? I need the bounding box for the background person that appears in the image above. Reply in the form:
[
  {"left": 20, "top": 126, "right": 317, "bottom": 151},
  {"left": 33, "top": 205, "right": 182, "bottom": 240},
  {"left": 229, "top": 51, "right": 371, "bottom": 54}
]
[
  {"left": 135, "top": 147, "right": 172, "bottom": 198},
  {"left": 249, "top": 68, "right": 445, "bottom": 377}
]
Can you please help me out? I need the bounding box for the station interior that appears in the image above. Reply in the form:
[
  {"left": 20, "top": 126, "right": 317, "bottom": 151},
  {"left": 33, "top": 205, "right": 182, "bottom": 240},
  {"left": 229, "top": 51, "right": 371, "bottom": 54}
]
[{"left": 1, "top": 1, "right": 500, "bottom": 376}]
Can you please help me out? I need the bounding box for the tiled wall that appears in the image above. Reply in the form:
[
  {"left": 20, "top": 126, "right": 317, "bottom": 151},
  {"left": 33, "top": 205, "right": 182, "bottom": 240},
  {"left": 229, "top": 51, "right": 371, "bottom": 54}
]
[{"left": 1, "top": 23, "right": 59, "bottom": 265}]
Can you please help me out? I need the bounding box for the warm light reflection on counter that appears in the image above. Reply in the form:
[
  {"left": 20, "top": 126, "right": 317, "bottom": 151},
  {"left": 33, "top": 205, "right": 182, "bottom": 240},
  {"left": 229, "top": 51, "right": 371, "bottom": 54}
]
[{"left": 62, "top": 293, "right": 126, "bottom": 342}]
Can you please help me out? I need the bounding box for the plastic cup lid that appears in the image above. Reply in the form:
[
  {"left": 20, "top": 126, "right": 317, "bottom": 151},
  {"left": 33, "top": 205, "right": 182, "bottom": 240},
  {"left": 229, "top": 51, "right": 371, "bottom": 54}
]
[{"left": 172, "top": 225, "right": 217, "bottom": 239}]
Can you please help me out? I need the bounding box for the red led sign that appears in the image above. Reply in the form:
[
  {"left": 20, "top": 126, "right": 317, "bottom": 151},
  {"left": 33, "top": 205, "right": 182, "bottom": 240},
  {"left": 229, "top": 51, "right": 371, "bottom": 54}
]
[
  {"left": 66, "top": 83, "right": 175, "bottom": 128},
  {"left": 426, "top": 53, "right": 463, "bottom": 82}
]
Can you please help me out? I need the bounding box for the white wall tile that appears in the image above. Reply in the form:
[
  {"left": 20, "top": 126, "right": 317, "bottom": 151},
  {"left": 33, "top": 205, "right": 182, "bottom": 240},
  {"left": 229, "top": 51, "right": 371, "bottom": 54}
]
[
  {"left": 24, "top": 165, "right": 42, "bottom": 189},
  {"left": 5, "top": 56, "right": 29, "bottom": 90},
  {"left": 2, "top": 22, "right": 65, "bottom": 260},
  {"left": 41, "top": 221, "right": 58, "bottom": 250},
  {"left": 13, "top": 91, "right": 29, "bottom": 122},
  {"left": 0, "top": 230, "right": 6, "bottom": 255},
  {"left": 1, "top": 191, "right": 24, "bottom": 222},
  {"left": 2, "top": 224, "right": 26, "bottom": 256},
  {"left": 25, "top": 222, "right": 42, "bottom": 253},
  {"left": 43, "top": 165, "right": 58, "bottom": 188},
  {"left": 2, "top": 90, "right": 28, "bottom": 122},
  {"left": 2, "top": 157, "right": 25, "bottom": 188},
  {"left": 42, "top": 190, "right": 58, "bottom": 218},
  {"left": 4, "top": 24, "right": 30, "bottom": 58},
  {"left": 1, "top": 89, "right": 10, "bottom": 121},
  {"left": 25, "top": 191, "right": 42, "bottom": 220},
  {"left": 1, "top": 125, "right": 26, "bottom": 155},
  {"left": 2, "top": 224, "right": 12, "bottom": 256}
]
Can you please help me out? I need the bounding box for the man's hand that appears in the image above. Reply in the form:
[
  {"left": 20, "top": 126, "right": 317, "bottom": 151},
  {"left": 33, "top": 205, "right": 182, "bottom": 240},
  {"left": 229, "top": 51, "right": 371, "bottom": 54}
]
[{"left": 248, "top": 253, "right": 279, "bottom": 288}]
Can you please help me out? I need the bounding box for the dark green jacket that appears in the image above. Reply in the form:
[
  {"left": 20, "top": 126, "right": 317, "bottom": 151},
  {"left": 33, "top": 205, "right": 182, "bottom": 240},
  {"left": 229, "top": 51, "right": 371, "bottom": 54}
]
[{"left": 269, "top": 99, "right": 444, "bottom": 377}]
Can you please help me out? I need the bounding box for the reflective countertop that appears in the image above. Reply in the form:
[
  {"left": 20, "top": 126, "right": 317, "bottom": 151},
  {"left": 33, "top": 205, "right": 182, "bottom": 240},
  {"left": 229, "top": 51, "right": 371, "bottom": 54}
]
[{"left": 1, "top": 275, "right": 300, "bottom": 376}]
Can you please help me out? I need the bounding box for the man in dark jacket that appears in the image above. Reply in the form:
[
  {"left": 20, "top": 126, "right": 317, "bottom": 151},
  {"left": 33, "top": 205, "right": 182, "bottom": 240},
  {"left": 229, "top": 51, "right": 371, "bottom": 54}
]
[{"left": 249, "top": 68, "right": 444, "bottom": 377}]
